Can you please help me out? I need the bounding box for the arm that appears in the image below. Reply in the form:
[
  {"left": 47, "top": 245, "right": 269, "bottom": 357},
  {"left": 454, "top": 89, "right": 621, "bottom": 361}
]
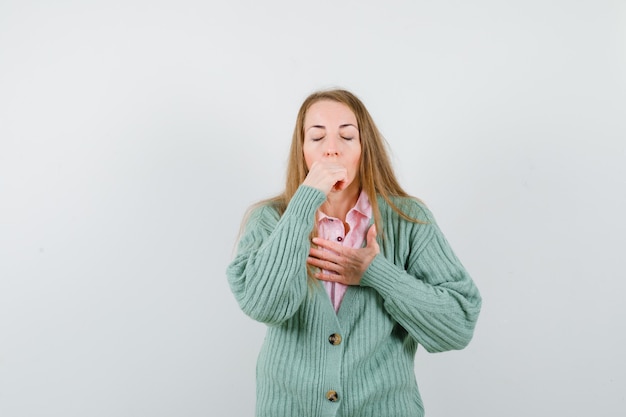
[
  {"left": 226, "top": 186, "right": 326, "bottom": 325},
  {"left": 360, "top": 202, "right": 482, "bottom": 353}
]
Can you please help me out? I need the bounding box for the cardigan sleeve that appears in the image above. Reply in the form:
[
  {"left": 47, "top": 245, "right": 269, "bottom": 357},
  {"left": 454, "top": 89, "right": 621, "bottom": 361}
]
[
  {"left": 360, "top": 201, "right": 482, "bottom": 353},
  {"left": 226, "top": 186, "right": 326, "bottom": 326}
]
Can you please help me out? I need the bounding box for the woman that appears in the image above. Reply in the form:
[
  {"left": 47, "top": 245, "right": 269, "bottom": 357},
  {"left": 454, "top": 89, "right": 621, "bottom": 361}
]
[{"left": 227, "top": 88, "right": 481, "bottom": 416}]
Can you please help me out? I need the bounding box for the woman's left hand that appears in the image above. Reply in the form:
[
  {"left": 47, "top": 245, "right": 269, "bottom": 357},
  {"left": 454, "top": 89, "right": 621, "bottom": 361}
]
[{"left": 307, "top": 225, "right": 379, "bottom": 286}]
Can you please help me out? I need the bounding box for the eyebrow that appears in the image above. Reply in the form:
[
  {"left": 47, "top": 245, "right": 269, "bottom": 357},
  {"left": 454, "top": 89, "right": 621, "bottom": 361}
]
[{"left": 306, "top": 123, "right": 358, "bottom": 131}]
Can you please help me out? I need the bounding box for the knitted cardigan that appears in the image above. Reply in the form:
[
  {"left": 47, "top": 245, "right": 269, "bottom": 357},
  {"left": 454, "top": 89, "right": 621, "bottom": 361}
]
[{"left": 227, "top": 185, "right": 482, "bottom": 417}]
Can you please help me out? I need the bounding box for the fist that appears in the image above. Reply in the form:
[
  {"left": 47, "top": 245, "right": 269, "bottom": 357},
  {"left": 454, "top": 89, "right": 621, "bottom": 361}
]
[{"left": 303, "top": 159, "right": 348, "bottom": 195}]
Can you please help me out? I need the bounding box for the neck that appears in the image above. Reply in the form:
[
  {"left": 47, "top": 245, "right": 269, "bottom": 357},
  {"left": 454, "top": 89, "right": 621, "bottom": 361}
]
[{"left": 321, "top": 184, "right": 360, "bottom": 220}]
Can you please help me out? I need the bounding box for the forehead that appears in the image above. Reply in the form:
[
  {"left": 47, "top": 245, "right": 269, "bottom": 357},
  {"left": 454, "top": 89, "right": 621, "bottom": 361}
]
[{"left": 304, "top": 100, "right": 357, "bottom": 127}]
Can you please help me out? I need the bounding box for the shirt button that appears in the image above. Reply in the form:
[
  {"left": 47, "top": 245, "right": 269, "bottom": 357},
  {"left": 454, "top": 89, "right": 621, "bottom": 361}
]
[
  {"left": 336, "top": 236, "right": 343, "bottom": 242},
  {"left": 326, "top": 390, "right": 339, "bottom": 402},
  {"left": 328, "top": 333, "right": 342, "bottom": 345}
]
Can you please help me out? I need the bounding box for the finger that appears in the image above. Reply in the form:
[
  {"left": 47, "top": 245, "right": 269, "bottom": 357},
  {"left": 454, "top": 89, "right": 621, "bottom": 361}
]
[
  {"left": 315, "top": 271, "right": 345, "bottom": 284},
  {"left": 307, "top": 257, "right": 342, "bottom": 274},
  {"left": 312, "top": 237, "right": 343, "bottom": 252},
  {"left": 332, "top": 180, "right": 345, "bottom": 192},
  {"left": 332, "top": 169, "right": 348, "bottom": 191},
  {"left": 309, "top": 247, "right": 339, "bottom": 262},
  {"left": 366, "top": 224, "right": 378, "bottom": 246}
]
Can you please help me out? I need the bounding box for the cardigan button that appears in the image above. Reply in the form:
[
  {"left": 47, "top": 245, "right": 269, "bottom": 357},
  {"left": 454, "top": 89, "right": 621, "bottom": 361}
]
[
  {"left": 326, "top": 390, "right": 339, "bottom": 402},
  {"left": 328, "top": 333, "right": 342, "bottom": 345}
]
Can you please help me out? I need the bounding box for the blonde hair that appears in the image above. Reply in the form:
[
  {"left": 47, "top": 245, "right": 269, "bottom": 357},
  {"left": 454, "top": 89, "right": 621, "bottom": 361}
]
[{"left": 263, "top": 88, "right": 421, "bottom": 237}]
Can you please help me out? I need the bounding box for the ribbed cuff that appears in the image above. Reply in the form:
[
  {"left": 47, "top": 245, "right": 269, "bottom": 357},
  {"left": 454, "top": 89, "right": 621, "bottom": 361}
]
[
  {"left": 359, "top": 255, "right": 403, "bottom": 297},
  {"left": 283, "top": 185, "right": 327, "bottom": 220}
]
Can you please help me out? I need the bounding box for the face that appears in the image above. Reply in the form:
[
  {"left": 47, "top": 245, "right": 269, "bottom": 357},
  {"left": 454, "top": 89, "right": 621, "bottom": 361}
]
[{"left": 303, "top": 100, "right": 361, "bottom": 191}]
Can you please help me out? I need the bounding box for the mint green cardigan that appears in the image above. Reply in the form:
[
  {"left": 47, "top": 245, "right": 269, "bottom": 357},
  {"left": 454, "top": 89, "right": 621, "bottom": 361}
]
[{"left": 227, "top": 185, "right": 481, "bottom": 417}]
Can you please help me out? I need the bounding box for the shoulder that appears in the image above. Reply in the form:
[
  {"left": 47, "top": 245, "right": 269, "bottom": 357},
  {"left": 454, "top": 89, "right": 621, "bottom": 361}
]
[{"left": 379, "top": 194, "right": 435, "bottom": 224}]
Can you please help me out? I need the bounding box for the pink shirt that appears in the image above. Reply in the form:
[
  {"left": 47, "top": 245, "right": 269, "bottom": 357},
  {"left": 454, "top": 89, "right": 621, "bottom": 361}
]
[{"left": 317, "top": 191, "right": 372, "bottom": 313}]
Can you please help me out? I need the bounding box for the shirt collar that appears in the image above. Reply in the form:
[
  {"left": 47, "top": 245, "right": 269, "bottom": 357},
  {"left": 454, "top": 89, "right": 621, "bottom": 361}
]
[{"left": 317, "top": 190, "right": 372, "bottom": 222}]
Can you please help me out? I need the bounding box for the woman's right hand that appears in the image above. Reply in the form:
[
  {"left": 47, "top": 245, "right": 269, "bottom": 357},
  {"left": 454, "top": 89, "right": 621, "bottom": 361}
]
[{"left": 302, "top": 159, "right": 348, "bottom": 196}]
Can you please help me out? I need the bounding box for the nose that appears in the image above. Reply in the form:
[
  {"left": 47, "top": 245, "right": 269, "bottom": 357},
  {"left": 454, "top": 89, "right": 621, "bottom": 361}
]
[{"left": 324, "top": 136, "right": 340, "bottom": 157}]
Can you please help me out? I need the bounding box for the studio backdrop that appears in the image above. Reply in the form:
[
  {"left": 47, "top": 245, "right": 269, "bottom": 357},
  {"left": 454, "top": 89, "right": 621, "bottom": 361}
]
[{"left": 1, "top": 1, "right": 625, "bottom": 416}]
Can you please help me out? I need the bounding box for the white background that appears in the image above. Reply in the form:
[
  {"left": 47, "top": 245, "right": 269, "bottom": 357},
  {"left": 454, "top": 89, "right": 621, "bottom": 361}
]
[{"left": 1, "top": 1, "right": 625, "bottom": 416}]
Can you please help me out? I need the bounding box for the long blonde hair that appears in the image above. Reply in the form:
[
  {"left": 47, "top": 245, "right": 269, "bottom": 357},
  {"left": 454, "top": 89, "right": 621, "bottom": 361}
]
[{"left": 261, "top": 88, "right": 421, "bottom": 238}]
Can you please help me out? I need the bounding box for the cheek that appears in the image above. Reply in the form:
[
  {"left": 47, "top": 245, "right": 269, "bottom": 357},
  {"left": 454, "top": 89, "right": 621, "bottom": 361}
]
[
  {"left": 350, "top": 157, "right": 361, "bottom": 177},
  {"left": 349, "top": 145, "right": 362, "bottom": 173},
  {"left": 303, "top": 146, "right": 316, "bottom": 170}
]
